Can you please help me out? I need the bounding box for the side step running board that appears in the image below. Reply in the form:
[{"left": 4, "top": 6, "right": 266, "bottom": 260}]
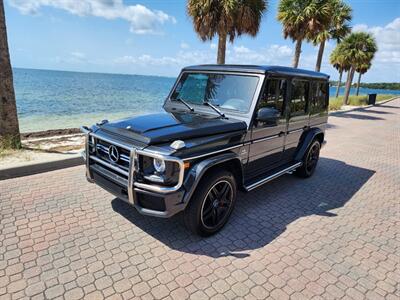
[{"left": 244, "top": 162, "right": 303, "bottom": 192}]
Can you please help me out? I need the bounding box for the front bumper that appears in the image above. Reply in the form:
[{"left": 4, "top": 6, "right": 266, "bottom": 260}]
[{"left": 81, "top": 127, "right": 187, "bottom": 218}]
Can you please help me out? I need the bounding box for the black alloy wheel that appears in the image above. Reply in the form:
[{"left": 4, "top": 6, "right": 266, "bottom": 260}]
[
  {"left": 305, "top": 142, "right": 320, "bottom": 174},
  {"left": 295, "top": 140, "right": 321, "bottom": 178},
  {"left": 200, "top": 180, "right": 234, "bottom": 230},
  {"left": 184, "top": 170, "right": 237, "bottom": 236}
]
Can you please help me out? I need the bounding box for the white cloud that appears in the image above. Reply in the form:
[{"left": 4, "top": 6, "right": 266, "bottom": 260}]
[
  {"left": 114, "top": 44, "right": 294, "bottom": 72},
  {"left": 180, "top": 42, "right": 190, "bottom": 49},
  {"left": 233, "top": 46, "right": 251, "bottom": 54},
  {"left": 70, "top": 51, "right": 86, "bottom": 59},
  {"left": 9, "top": 0, "right": 176, "bottom": 34},
  {"left": 353, "top": 17, "right": 400, "bottom": 64},
  {"left": 210, "top": 43, "right": 217, "bottom": 49}
]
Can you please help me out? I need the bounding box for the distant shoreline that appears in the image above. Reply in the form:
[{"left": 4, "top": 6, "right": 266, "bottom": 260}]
[
  {"left": 13, "top": 67, "right": 400, "bottom": 86},
  {"left": 12, "top": 67, "right": 176, "bottom": 80}
]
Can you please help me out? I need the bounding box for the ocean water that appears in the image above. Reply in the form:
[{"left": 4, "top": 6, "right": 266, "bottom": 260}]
[{"left": 13, "top": 68, "right": 400, "bottom": 133}]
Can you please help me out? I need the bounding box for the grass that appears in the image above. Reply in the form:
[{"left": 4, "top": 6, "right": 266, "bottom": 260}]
[
  {"left": 329, "top": 94, "right": 396, "bottom": 111},
  {"left": 0, "top": 135, "right": 22, "bottom": 159}
]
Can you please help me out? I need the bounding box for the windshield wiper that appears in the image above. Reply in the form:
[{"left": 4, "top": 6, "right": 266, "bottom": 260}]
[
  {"left": 174, "top": 97, "right": 194, "bottom": 112},
  {"left": 203, "top": 101, "right": 226, "bottom": 118}
]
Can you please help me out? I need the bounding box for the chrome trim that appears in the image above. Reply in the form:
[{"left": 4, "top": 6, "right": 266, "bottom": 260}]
[
  {"left": 134, "top": 149, "right": 185, "bottom": 193},
  {"left": 96, "top": 144, "right": 130, "bottom": 163},
  {"left": 90, "top": 132, "right": 132, "bottom": 151},
  {"left": 245, "top": 162, "right": 302, "bottom": 191},
  {"left": 80, "top": 126, "right": 93, "bottom": 181},
  {"left": 89, "top": 155, "right": 129, "bottom": 177},
  {"left": 92, "top": 134, "right": 186, "bottom": 194},
  {"left": 252, "top": 134, "right": 280, "bottom": 144},
  {"left": 288, "top": 128, "right": 304, "bottom": 134},
  {"left": 182, "top": 144, "right": 243, "bottom": 161},
  {"left": 91, "top": 164, "right": 128, "bottom": 187},
  {"left": 127, "top": 149, "right": 137, "bottom": 204},
  {"left": 143, "top": 174, "right": 165, "bottom": 184}
]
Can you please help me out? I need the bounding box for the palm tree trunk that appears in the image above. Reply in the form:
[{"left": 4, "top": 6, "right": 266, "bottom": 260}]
[
  {"left": 0, "top": 0, "right": 20, "bottom": 149},
  {"left": 356, "top": 72, "right": 362, "bottom": 96},
  {"left": 293, "top": 39, "right": 302, "bottom": 68},
  {"left": 335, "top": 69, "right": 343, "bottom": 98},
  {"left": 315, "top": 40, "right": 325, "bottom": 72},
  {"left": 217, "top": 32, "right": 227, "bottom": 65},
  {"left": 343, "top": 67, "right": 355, "bottom": 105}
]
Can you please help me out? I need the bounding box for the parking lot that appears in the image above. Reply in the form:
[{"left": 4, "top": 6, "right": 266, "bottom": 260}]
[{"left": 0, "top": 99, "right": 399, "bottom": 299}]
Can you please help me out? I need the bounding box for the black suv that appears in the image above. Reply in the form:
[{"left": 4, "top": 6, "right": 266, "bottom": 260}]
[{"left": 81, "top": 65, "right": 329, "bottom": 236}]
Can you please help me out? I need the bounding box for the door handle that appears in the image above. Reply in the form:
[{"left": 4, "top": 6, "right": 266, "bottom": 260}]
[
  {"left": 303, "top": 126, "right": 308, "bottom": 130},
  {"left": 278, "top": 131, "right": 285, "bottom": 137}
]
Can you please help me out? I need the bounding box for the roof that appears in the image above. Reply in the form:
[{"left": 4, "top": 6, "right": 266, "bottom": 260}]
[{"left": 183, "top": 64, "right": 330, "bottom": 79}]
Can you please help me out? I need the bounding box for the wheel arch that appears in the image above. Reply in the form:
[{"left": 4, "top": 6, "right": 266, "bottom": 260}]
[
  {"left": 182, "top": 152, "right": 244, "bottom": 204},
  {"left": 294, "top": 128, "right": 324, "bottom": 162}
]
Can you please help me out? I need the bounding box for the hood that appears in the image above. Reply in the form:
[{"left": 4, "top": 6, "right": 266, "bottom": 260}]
[{"left": 97, "top": 111, "right": 247, "bottom": 145}]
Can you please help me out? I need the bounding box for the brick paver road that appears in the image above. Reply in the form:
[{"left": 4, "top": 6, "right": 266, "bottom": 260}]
[{"left": 1, "top": 99, "right": 399, "bottom": 300}]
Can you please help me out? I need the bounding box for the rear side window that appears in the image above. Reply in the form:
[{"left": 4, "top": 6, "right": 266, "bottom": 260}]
[
  {"left": 310, "top": 81, "right": 328, "bottom": 112},
  {"left": 258, "top": 79, "right": 286, "bottom": 115},
  {"left": 290, "top": 80, "right": 309, "bottom": 116}
]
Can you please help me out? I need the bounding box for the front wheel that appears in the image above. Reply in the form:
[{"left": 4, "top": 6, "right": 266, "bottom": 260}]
[
  {"left": 184, "top": 170, "right": 237, "bottom": 236},
  {"left": 295, "top": 140, "right": 321, "bottom": 178}
]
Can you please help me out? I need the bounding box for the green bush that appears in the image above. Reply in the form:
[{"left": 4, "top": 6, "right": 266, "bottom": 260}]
[{"left": 328, "top": 94, "right": 395, "bottom": 111}]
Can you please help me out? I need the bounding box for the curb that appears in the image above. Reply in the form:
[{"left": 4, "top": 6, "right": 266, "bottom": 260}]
[
  {"left": 0, "top": 157, "right": 83, "bottom": 181},
  {"left": 329, "top": 96, "right": 399, "bottom": 115}
]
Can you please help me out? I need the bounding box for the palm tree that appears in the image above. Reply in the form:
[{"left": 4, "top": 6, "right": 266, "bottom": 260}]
[
  {"left": 355, "top": 62, "right": 371, "bottom": 96},
  {"left": 340, "top": 32, "right": 377, "bottom": 105},
  {"left": 187, "top": 0, "right": 267, "bottom": 64},
  {"left": 277, "top": 0, "right": 330, "bottom": 68},
  {"left": 312, "top": 0, "right": 352, "bottom": 72},
  {"left": 330, "top": 44, "right": 350, "bottom": 98},
  {"left": 0, "top": 0, "right": 20, "bottom": 149}
]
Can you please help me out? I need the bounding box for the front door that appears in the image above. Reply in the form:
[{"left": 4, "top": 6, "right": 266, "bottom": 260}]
[
  {"left": 245, "top": 78, "right": 287, "bottom": 179},
  {"left": 284, "top": 79, "right": 310, "bottom": 161}
]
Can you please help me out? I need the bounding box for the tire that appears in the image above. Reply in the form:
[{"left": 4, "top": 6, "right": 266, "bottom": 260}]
[
  {"left": 295, "top": 140, "right": 321, "bottom": 178},
  {"left": 184, "top": 170, "right": 237, "bottom": 237}
]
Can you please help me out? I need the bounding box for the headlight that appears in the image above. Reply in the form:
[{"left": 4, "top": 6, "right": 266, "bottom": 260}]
[{"left": 153, "top": 158, "right": 166, "bottom": 173}]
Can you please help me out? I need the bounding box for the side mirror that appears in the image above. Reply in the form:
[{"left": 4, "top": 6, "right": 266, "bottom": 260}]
[{"left": 256, "top": 107, "right": 280, "bottom": 125}]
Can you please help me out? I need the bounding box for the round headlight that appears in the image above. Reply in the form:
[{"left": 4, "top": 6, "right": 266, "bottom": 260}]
[{"left": 153, "top": 158, "right": 166, "bottom": 173}]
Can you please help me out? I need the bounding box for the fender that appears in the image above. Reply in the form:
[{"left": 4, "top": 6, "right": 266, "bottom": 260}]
[
  {"left": 182, "top": 152, "right": 243, "bottom": 203},
  {"left": 294, "top": 128, "right": 324, "bottom": 161}
]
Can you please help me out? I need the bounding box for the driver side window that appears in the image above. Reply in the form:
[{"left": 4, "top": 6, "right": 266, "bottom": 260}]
[
  {"left": 257, "top": 79, "right": 286, "bottom": 113},
  {"left": 254, "top": 79, "right": 286, "bottom": 128}
]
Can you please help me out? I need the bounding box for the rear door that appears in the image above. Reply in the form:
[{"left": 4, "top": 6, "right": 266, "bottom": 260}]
[
  {"left": 245, "top": 78, "right": 287, "bottom": 179},
  {"left": 309, "top": 81, "right": 329, "bottom": 126},
  {"left": 283, "top": 79, "right": 310, "bottom": 161}
]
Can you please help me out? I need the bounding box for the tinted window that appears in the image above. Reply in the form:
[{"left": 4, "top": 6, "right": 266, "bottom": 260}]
[
  {"left": 290, "top": 80, "right": 309, "bottom": 115},
  {"left": 171, "top": 73, "right": 259, "bottom": 112},
  {"left": 257, "top": 79, "right": 286, "bottom": 115},
  {"left": 310, "top": 81, "right": 328, "bottom": 113}
]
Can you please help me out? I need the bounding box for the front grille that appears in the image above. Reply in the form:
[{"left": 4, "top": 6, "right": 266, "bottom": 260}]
[{"left": 89, "top": 137, "right": 132, "bottom": 178}]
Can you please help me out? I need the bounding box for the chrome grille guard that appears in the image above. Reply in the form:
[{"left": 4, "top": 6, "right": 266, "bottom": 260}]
[{"left": 80, "top": 126, "right": 185, "bottom": 203}]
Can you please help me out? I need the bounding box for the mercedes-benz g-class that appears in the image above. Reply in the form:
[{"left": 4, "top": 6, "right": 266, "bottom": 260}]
[{"left": 81, "top": 65, "right": 329, "bottom": 236}]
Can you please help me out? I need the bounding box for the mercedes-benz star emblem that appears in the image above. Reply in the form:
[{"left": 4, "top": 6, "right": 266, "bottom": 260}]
[{"left": 108, "top": 145, "right": 119, "bottom": 163}]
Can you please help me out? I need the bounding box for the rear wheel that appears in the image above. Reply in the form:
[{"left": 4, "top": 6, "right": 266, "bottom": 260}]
[
  {"left": 184, "top": 170, "right": 237, "bottom": 236},
  {"left": 295, "top": 140, "right": 321, "bottom": 178}
]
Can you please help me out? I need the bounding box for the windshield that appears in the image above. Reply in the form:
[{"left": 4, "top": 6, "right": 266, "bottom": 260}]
[{"left": 170, "top": 72, "right": 259, "bottom": 113}]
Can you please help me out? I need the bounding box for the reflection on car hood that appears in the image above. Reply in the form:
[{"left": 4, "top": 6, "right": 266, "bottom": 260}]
[{"left": 97, "top": 111, "right": 247, "bottom": 145}]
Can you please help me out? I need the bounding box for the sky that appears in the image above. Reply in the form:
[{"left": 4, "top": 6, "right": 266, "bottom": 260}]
[{"left": 5, "top": 0, "right": 400, "bottom": 82}]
